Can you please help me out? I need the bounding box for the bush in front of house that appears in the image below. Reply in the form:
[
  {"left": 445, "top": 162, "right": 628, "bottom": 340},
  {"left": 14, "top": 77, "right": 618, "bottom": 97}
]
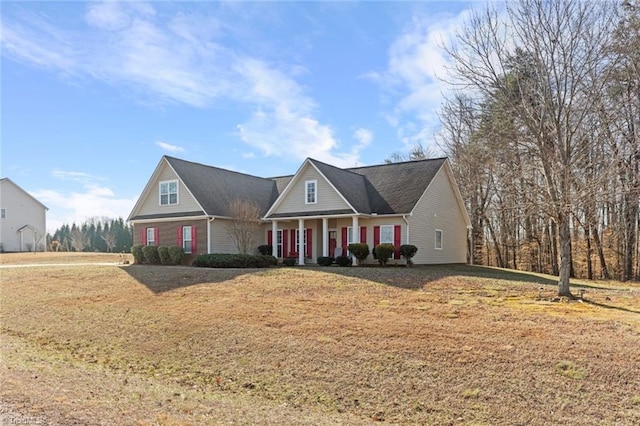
[
  {"left": 262, "top": 255, "right": 278, "bottom": 266},
  {"left": 348, "top": 243, "right": 370, "bottom": 263},
  {"left": 374, "top": 243, "right": 395, "bottom": 266},
  {"left": 142, "top": 245, "right": 161, "bottom": 265},
  {"left": 335, "top": 255, "right": 353, "bottom": 267},
  {"left": 400, "top": 244, "right": 418, "bottom": 266},
  {"left": 258, "top": 245, "right": 273, "bottom": 256},
  {"left": 317, "top": 256, "right": 334, "bottom": 266},
  {"left": 168, "top": 246, "right": 185, "bottom": 265},
  {"left": 282, "top": 257, "right": 297, "bottom": 267},
  {"left": 131, "top": 244, "right": 144, "bottom": 264},
  {"left": 158, "top": 246, "right": 171, "bottom": 265},
  {"left": 192, "top": 253, "right": 274, "bottom": 268}
]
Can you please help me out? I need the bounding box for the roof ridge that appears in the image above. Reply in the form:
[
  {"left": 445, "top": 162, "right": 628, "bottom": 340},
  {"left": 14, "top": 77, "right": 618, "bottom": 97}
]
[
  {"left": 347, "top": 157, "right": 448, "bottom": 172},
  {"left": 165, "top": 156, "right": 270, "bottom": 181}
]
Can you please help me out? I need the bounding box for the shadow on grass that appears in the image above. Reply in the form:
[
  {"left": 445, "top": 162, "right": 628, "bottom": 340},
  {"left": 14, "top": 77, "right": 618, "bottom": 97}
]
[
  {"left": 581, "top": 299, "right": 640, "bottom": 315},
  {"left": 120, "top": 264, "right": 257, "bottom": 294}
]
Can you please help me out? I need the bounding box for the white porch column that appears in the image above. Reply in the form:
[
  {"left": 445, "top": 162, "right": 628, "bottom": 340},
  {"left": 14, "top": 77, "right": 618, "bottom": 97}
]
[
  {"left": 271, "top": 220, "right": 278, "bottom": 257},
  {"left": 298, "top": 219, "right": 305, "bottom": 265},
  {"left": 352, "top": 216, "right": 359, "bottom": 243},
  {"left": 351, "top": 215, "right": 359, "bottom": 265},
  {"left": 322, "top": 218, "right": 329, "bottom": 257}
]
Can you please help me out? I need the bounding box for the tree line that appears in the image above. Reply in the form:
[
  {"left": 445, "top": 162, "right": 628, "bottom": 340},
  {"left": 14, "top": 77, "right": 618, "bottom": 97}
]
[
  {"left": 47, "top": 217, "right": 133, "bottom": 253},
  {"left": 393, "top": 0, "right": 640, "bottom": 291}
]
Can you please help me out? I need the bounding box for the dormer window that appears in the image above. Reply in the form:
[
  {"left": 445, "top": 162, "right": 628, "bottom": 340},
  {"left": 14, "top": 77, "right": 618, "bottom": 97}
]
[
  {"left": 159, "top": 180, "right": 178, "bottom": 205},
  {"left": 305, "top": 180, "right": 317, "bottom": 204}
]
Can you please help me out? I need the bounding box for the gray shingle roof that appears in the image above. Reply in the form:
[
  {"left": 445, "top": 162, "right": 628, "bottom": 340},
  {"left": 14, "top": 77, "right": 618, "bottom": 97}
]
[
  {"left": 165, "top": 156, "right": 279, "bottom": 217},
  {"left": 134, "top": 156, "right": 447, "bottom": 220}
]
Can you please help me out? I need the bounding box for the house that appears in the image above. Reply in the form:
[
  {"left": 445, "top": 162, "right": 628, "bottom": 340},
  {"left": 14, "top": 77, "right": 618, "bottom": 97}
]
[
  {"left": 127, "top": 156, "right": 471, "bottom": 265},
  {"left": 0, "top": 178, "right": 48, "bottom": 252}
]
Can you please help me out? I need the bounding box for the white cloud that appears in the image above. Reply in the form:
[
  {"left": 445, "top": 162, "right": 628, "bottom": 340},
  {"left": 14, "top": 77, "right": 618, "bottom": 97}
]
[
  {"left": 156, "top": 141, "right": 184, "bottom": 153},
  {"left": 28, "top": 170, "right": 137, "bottom": 233},
  {"left": 353, "top": 128, "right": 373, "bottom": 147},
  {"left": 1, "top": 2, "right": 366, "bottom": 167},
  {"left": 373, "top": 10, "right": 472, "bottom": 151}
]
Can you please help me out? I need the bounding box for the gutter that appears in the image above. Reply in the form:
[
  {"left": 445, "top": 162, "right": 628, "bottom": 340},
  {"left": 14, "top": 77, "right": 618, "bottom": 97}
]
[
  {"left": 207, "top": 217, "right": 215, "bottom": 254},
  {"left": 403, "top": 214, "right": 410, "bottom": 244}
]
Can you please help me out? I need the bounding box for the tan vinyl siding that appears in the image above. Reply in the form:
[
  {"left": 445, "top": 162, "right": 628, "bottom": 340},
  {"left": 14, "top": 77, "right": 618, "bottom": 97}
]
[
  {"left": 136, "top": 163, "right": 203, "bottom": 216},
  {"left": 408, "top": 167, "right": 468, "bottom": 264},
  {"left": 272, "top": 164, "right": 351, "bottom": 215}
]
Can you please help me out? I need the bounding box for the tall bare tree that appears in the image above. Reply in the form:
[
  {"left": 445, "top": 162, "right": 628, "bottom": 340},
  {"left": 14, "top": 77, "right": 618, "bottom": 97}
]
[
  {"left": 225, "top": 199, "right": 263, "bottom": 255},
  {"left": 444, "top": 0, "right": 617, "bottom": 295}
]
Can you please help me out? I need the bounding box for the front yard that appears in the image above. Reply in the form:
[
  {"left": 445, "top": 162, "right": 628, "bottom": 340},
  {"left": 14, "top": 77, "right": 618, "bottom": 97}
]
[{"left": 1, "top": 255, "right": 639, "bottom": 424}]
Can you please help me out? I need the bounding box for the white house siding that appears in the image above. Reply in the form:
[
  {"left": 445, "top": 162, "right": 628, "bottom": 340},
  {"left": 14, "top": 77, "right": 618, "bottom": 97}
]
[
  {"left": 210, "top": 219, "right": 245, "bottom": 254},
  {"left": 271, "top": 164, "right": 351, "bottom": 215},
  {"left": 408, "top": 167, "right": 468, "bottom": 264},
  {"left": 135, "top": 163, "right": 202, "bottom": 217},
  {"left": 0, "top": 179, "right": 47, "bottom": 252}
]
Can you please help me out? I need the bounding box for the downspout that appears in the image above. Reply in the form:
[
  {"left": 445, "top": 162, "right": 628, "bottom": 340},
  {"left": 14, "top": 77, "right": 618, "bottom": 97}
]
[
  {"left": 207, "top": 217, "right": 215, "bottom": 254},
  {"left": 402, "top": 215, "right": 410, "bottom": 244}
]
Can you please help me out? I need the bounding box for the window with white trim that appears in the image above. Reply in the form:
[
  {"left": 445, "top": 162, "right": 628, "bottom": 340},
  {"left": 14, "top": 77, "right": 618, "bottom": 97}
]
[
  {"left": 159, "top": 180, "right": 178, "bottom": 205},
  {"left": 435, "top": 229, "right": 443, "bottom": 250},
  {"left": 276, "top": 230, "right": 283, "bottom": 258},
  {"left": 182, "top": 226, "right": 192, "bottom": 254},
  {"left": 1, "top": 209, "right": 5, "bottom": 219},
  {"left": 147, "top": 228, "right": 156, "bottom": 246},
  {"left": 380, "top": 225, "right": 394, "bottom": 244},
  {"left": 305, "top": 180, "right": 317, "bottom": 204},
  {"left": 295, "top": 229, "right": 308, "bottom": 252}
]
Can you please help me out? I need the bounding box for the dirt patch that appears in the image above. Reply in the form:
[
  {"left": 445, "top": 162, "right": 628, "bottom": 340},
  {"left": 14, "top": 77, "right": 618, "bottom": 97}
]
[{"left": 1, "top": 260, "right": 639, "bottom": 425}]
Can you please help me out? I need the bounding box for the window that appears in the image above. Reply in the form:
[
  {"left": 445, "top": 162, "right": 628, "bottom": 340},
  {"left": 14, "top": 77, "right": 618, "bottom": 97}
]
[
  {"left": 305, "top": 180, "right": 317, "bottom": 204},
  {"left": 295, "top": 229, "right": 307, "bottom": 250},
  {"left": 276, "top": 230, "right": 283, "bottom": 258},
  {"left": 1, "top": 209, "right": 5, "bottom": 219},
  {"left": 159, "top": 180, "right": 178, "bottom": 205},
  {"left": 380, "top": 225, "right": 394, "bottom": 244},
  {"left": 182, "top": 226, "right": 192, "bottom": 254},
  {"left": 435, "top": 229, "right": 443, "bottom": 250},
  {"left": 147, "top": 228, "right": 156, "bottom": 246}
]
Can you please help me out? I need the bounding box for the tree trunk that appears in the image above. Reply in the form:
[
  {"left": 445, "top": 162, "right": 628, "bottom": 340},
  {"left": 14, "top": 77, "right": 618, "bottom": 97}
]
[
  {"left": 585, "top": 224, "right": 593, "bottom": 280},
  {"left": 549, "top": 220, "right": 560, "bottom": 276},
  {"left": 557, "top": 216, "right": 572, "bottom": 296}
]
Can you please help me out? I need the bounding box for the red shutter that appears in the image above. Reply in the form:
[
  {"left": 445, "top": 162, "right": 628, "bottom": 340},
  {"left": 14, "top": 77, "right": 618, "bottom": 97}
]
[
  {"left": 282, "top": 230, "right": 288, "bottom": 258},
  {"left": 342, "top": 227, "right": 348, "bottom": 250},
  {"left": 267, "top": 230, "right": 273, "bottom": 246},
  {"left": 290, "top": 229, "right": 296, "bottom": 256},
  {"left": 141, "top": 227, "right": 147, "bottom": 245},
  {"left": 373, "top": 226, "right": 380, "bottom": 248},
  {"left": 191, "top": 226, "right": 197, "bottom": 254},
  {"left": 306, "top": 228, "right": 312, "bottom": 258},
  {"left": 177, "top": 226, "right": 183, "bottom": 246},
  {"left": 154, "top": 228, "right": 160, "bottom": 246},
  {"left": 394, "top": 225, "right": 401, "bottom": 259},
  {"left": 360, "top": 226, "right": 367, "bottom": 244}
]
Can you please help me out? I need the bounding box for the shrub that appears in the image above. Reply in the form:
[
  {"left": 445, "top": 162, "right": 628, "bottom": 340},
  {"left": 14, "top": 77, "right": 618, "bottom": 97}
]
[
  {"left": 258, "top": 245, "right": 273, "bottom": 256},
  {"left": 400, "top": 244, "right": 418, "bottom": 266},
  {"left": 261, "top": 255, "right": 278, "bottom": 266},
  {"left": 335, "top": 255, "right": 353, "bottom": 267},
  {"left": 131, "top": 244, "right": 144, "bottom": 264},
  {"left": 142, "top": 245, "right": 161, "bottom": 265},
  {"left": 168, "top": 246, "right": 185, "bottom": 265},
  {"left": 317, "top": 256, "right": 334, "bottom": 266},
  {"left": 192, "top": 253, "right": 274, "bottom": 268},
  {"left": 348, "top": 243, "right": 370, "bottom": 263},
  {"left": 375, "top": 243, "right": 395, "bottom": 266},
  {"left": 283, "top": 257, "right": 297, "bottom": 267},
  {"left": 158, "top": 246, "right": 171, "bottom": 265}
]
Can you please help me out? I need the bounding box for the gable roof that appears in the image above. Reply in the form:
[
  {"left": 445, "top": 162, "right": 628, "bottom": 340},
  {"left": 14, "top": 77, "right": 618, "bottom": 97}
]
[
  {"left": 164, "top": 156, "right": 279, "bottom": 217},
  {"left": 129, "top": 156, "right": 453, "bottom": 222},
  {"left": 0, "top": 177, "right": 49, "bottom": 211}
]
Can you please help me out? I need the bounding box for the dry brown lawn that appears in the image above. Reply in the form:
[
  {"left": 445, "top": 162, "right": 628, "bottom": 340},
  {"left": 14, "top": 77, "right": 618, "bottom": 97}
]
[{"left": 1, "top": 253, "right": 639, "bottom": 425}]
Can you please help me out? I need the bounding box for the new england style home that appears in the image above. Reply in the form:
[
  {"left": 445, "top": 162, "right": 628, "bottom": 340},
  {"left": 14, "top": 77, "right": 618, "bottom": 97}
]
[{"left": 127, "top": 156, "right": 471, "bottom": 265}]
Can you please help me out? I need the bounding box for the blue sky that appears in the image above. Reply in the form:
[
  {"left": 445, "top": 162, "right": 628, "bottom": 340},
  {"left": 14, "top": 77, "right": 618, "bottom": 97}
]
[{"left": 1, "top": 1, "right": 477, "bottom": 232}]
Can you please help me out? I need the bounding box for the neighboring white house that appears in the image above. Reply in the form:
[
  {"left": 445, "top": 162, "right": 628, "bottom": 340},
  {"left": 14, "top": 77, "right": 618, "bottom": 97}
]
[{"left": 0, "top": 178, "right": 48, "bottom": 252}]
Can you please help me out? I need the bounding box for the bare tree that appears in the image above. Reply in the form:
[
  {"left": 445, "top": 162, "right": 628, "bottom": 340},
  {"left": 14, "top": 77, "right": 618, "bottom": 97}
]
[
  {"left": 69, "top": 226, "right": 90, "bottom": 252},
  {"left": 225, "top": 199, "right": 263, "bottom": 255},
  {"left": 444, "top": 0, "right": 617, "bottom": 295}
]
